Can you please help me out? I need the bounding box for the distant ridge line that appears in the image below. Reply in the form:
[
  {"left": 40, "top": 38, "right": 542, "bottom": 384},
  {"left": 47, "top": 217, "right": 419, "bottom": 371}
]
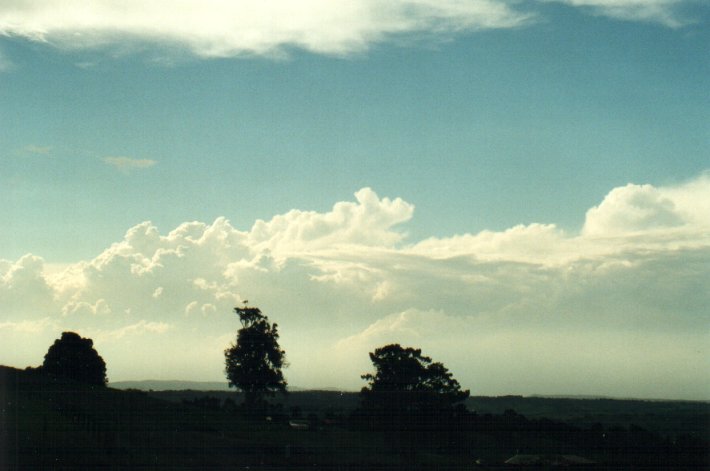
[
  {"left": 109, "top": 380, "right": 231, "bottom": 391},
  {"left": 107, "top": 379, "right": 708, "bottom": 401},
  {"left": 527, "top": 394, "right": 710, "bottom": 402},
  {"left": 109, "top": 379, "right": 339, "bottom": 392}
]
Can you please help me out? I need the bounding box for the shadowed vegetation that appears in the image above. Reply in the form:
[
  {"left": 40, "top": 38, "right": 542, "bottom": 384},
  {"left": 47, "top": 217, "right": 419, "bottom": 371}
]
[
  {"left": 40, "top": 332, "right": 107, "bottom": 387},
  {"left": 1, "top": 326, "right": 708, "bottom": 470},
  {"left": 225, "top": 306, "right": 287, "bottom": 411},
  {"left": 2, "top": 364, "right": 708, "bottom": 470}
]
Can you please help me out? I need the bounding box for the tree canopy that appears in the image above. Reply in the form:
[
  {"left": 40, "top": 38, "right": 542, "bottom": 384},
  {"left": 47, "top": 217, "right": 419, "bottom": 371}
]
[
  {"left": 42, "top": 331, "right": 108, "bottom": 386},
  {"left": 225, "top": 306, "right": 287, "bottom": 409},
  {"left": 360, "top": 344, "right": 469, "bottom": 424}
]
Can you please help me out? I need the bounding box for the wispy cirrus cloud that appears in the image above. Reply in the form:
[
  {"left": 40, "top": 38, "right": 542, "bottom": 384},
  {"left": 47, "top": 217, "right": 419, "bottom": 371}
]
[
  {"left": 93, "top": 320, "right": 172, "bottom": 342},
  {"left": 0, "top": 1, "right": 699, "bottom": 61},
  {"left": 0, "top": 48, "right": 14, "bottom": 71},
  {"left": 103, "top": 156, "right": 157, "bottom": 174},
  {"left": 546, "top": 0, "right": 691, "bottom": 27},
  {"left": 0, "top": 317, "right": 58, "bottom": 334},
  {"left": 0, "top": 0, "right": 701, "bottom": 64},
  {"left": 0, "top": 0, "right": 531, "bottom": 58},
  {"left": 22, "top": 144, "right": 52, "bottom": 155}
]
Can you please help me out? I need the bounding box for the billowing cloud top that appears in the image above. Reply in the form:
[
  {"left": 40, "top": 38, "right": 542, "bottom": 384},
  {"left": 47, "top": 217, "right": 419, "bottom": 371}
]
[
  {"left": 0, "top": 0, "right": 695, "bottom": 59},
  {"left": 1, "top": 174, "right": 709, "bottom": 399}
]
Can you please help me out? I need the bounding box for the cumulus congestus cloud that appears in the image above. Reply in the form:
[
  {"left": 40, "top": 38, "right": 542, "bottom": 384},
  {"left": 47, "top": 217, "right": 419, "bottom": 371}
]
[{"left": 1, "top": 176, "right": 708, "bottom": 397}]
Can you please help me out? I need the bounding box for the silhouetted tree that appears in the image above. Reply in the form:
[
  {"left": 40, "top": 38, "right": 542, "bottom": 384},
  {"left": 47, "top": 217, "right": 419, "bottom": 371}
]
[
  {"left": 224, "top": 306, "right": 287, "bottom": 410},
  {"left": 359, "top": 344, "right": 469, "bottom": 428},
  {"left": 41, "top": 331, "right": 107, "bottom": 386}
]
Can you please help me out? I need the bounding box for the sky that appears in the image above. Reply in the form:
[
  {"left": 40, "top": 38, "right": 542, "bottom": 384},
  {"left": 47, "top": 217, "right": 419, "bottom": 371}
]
[{"left": 0, "top": 0, "right": 708, "bottom": 400}]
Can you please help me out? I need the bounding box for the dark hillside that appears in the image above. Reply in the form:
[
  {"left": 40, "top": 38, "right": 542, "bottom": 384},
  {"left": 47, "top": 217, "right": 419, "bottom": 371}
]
[
  {"left": 3, "top": 366, "right": 708, "bottom": 470},
  {"left": 149, "top": 388, "right": 709, "bottom": 442},
  {"left": 110, "top": 379, "right": 231, "bottom": 391},
  {"left": 466, "top": 396, "right": 710, "bottom": 440},
  {"left": 151, "top": 389, "right": 360, "bottom": 417},
  {"left": 0, "top": 366, "right": 305, "bottom": 470}
]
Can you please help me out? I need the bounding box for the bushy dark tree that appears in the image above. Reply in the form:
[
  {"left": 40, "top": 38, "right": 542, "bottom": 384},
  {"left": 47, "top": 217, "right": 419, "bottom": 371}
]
[
  {"left": 360, "top": 344, "right": 469, "bottom": 427},
  {"left": 42, "top": 331, "right": 108, "bottom": 386},
  {"left": 225, "top": 306, "right": 287, "bottom": 409}
]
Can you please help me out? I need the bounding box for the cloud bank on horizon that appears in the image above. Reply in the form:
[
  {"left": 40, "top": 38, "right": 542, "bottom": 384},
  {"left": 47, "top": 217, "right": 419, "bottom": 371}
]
[
  {"left": 0, "top": 0, "right": 696, "bottom": 59},
  {"left": 1, "top": 173, "right": 709, "bottom": 399}
]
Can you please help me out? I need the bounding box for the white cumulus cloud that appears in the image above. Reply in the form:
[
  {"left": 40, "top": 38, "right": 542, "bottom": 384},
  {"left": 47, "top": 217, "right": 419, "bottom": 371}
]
[
  {"left": 0, "top": 178, "right": 708, "bottom": 397},
  {"left": 583, "top": 173, "right": 710, "bottom": 236},
  {"left": 247, "top": 187, "right": 413, "bottom": 258}
]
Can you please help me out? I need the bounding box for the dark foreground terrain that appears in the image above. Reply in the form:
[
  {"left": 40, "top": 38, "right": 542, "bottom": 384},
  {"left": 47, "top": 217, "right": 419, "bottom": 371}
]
[{"left": 2, "top": 366, "right": 708, "bottom": 470}]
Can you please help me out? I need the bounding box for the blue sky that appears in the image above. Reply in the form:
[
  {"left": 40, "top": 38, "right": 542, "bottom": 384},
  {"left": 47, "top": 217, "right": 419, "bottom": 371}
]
[{"left": 0, "top": 1, "right": 708, "bottom": 399}]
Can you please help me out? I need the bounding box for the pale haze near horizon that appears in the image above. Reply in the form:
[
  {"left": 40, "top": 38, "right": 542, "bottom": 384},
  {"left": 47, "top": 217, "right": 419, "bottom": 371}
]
[{"left": 0, "top": 0, "right": 708, "bottom": 400}]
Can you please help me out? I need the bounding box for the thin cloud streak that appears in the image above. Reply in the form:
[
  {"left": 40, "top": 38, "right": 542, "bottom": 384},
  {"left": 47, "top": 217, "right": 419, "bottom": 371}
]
[
  {"left": 0, "top": 51, "right": 14, "bottom": 71},
  {"left": 545, "top": 0, "right": 690, "bottom": 27},
  {"left": 22, "top": 144, "right": 52, "bottom": 155},
  {"left": 103, "top": 156, "right": 157, "bottom": 174}
]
